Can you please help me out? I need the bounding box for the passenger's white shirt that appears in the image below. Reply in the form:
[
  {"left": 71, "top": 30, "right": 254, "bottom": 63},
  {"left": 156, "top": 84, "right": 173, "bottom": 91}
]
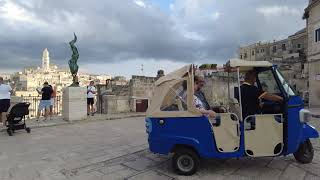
[
  {"left": 87, "top": 86, "right": 96, "bottom": 98},
  {"left": 0, "top": 84, "right": 12, "bottom": 100}
]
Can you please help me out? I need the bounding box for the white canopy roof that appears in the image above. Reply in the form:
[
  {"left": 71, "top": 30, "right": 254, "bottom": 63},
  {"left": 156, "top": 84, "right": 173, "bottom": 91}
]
[
  {"left": 147, "top": 64, "right": 201, "bottom": 118},
  {"left": 227, "top": 59, "right": 273, "bottom": 71}
]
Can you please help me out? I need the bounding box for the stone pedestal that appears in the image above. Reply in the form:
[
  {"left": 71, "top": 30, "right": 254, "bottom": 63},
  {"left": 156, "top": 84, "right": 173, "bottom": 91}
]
[{"left": 62, "top": 87, "right": 87, "bottom": 122}]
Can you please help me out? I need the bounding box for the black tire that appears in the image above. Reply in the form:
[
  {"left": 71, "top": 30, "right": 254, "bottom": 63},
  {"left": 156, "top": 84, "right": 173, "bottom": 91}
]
[
  {"left": 172, "top": 147, "right": 200, "bottom": 176},
  {"left": 26, "top": 128, "right": 31, "bottom": 133},
  {"left": 294, "top": 139, "right": 314, "bottom": 164},
  {"left": 7, "top": 129, "right": 13, "bottom": 136}
]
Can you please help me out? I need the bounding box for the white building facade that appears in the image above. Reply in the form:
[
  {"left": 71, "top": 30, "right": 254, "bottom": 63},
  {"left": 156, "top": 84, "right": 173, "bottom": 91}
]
[{"left": 304, "top": 0, "right": 320, "bottom": 107}]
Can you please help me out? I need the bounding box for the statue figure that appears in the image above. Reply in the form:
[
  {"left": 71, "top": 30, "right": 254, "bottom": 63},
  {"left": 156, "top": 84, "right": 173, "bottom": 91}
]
[{"left": 68, "top": 33, "right": 80, "bottom": 87}]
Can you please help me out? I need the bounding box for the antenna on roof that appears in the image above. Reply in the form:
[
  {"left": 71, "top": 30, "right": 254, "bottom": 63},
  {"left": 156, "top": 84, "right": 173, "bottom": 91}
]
[{"left": 141, "top": 64, "right": 144, "bottom": 75}]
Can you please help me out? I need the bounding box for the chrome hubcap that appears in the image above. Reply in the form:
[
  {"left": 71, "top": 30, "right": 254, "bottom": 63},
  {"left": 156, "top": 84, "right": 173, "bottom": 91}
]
[{"left": 177, "top": 155, "right": 194, "bottom": 172}]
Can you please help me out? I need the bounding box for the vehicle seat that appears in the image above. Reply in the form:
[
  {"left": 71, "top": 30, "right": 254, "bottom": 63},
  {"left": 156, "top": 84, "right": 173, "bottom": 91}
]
[
  {"left": 176, "top": 98, "right": 184, "bottom": 111},
  {"left": 229, "top": 98, "right": 241, "bottom": 119},
  {"left": 212, "top": 113, "right": 240, "bottom": 153}
]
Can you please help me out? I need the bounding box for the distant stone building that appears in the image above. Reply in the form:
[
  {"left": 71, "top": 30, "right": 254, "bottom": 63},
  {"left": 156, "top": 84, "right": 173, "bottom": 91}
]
[
  {"left": 238, "top": 29, "right": 309, "bottom": 98},
  {"left": 0, "top": 74, "right": 11, "bottom": 81},
  {"left": 99, "top": 72, "right": 162, "bottom": 114},
  {"left": 239, "top": 29, "right": 307, "bottom": 63},
  {"left": 11, "top": 48, "right": 111, "bottom": 96},
  {"left": 304, "top": 0, "right": 320, "bottom": 107},
  {"left": 129, "top": 75, "right": 157, "bottom": 112}
]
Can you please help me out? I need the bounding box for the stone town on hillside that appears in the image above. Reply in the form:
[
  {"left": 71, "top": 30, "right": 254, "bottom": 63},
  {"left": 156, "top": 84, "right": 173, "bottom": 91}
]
[{"left": 239, "top": 0, "right": 320, "bottom": 107}]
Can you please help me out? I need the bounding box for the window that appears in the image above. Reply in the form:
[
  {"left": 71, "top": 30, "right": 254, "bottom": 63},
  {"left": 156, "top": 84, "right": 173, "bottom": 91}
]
[
  {"left": 244, "top": 53, "right": 247, "bottom": 59},
  {"left": 297, "top": 44, "right": 301, "bottom": 48},
  {"left": 261, "top": 49, "right": 264, "bottom": 53},
  {"left": 316, "top": 28, "right": 320, "bottom": 42},
  {"left": 258, "top": 70, "right": 281, "bottom": 94},
  {"left": 272, "top": 46, "right": 277, "bottom": 53},
  {"left": 252, "top": 51, "right": 255, "bottom": 56},
  {"left": 160, "top": 80, "right": 188, "bottom": 111},
  {"left": 240, "top": 54, "right": 243, "bottom": 59},
  {"left": 282, "top": 44, "right": 286, "bottom": 51},
  {"left": 275, "top": 69, "right": 296, "bottom": 96}
]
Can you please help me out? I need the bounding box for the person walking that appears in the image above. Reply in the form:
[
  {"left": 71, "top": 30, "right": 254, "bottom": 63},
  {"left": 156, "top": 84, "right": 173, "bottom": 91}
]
[
  {"left": 36, "top": 82, "right": 53, "bottom": 121},
  {"left": 87, "top": 81, "right": 96, "bottom": 116},
  {"left": 0, "top": 77, "right": 12, "bottom": 126},
  {"left": 49, "top": 85, "right": 57, "bottom": 120}
]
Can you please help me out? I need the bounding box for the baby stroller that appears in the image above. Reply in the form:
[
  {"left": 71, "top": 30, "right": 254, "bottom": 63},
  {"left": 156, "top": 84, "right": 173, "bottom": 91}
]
[{"left": 5, "top": 102, "right": 31, "bottom": 136}]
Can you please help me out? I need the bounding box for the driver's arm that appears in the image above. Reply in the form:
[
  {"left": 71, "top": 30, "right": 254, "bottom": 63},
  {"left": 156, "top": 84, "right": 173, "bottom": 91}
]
[{"left": 260, "top": 92, "right": 283, "bottom": 102}]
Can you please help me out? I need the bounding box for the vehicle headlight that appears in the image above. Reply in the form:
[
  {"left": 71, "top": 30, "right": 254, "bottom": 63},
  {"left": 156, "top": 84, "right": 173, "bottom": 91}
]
[
  {"left": 299, "top": 109, "right": 312, "bottom": 123},
  {"left": 145, "top": 118, "right": 152, "bottom": 133}
]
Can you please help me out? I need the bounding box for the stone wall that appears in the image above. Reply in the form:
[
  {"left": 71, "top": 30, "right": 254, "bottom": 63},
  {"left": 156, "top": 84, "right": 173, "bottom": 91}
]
[
  {"left": 202, "top": 72, "right": 238, "bottom": 107},
  {"left": 101, "top": 95, "right": 131, "bottom": 114}
]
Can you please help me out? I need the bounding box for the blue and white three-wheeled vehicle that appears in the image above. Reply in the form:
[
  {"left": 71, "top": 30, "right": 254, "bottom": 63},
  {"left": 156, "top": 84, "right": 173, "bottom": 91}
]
[{"left": 145, "top": 59, "right": 319, "bottom": 175}]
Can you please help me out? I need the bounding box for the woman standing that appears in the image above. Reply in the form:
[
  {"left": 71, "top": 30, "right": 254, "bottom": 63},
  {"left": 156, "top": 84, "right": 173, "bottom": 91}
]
[{"left": 0, "top": 77, "right": 12, "bottom": 126}]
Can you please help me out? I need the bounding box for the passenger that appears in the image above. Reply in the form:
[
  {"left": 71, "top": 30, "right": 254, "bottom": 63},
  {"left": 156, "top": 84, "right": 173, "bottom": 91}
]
[
  {"left": 194, "top": 76, "right": 211, "bottom": 110},
  {"left": 241, "top": 70, "right": 283, "bottom": 119},
  {"left": 194, "top": 76, "right": 226, "bottom": 113},
  {"left": 193, "top": 76, "right": 216, "bottom": 118}
]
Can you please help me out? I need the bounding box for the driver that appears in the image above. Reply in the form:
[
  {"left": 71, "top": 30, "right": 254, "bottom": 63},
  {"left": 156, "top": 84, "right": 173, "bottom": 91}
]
[{"left": 241, "top": 70, "right": 283, "bottom": 119}]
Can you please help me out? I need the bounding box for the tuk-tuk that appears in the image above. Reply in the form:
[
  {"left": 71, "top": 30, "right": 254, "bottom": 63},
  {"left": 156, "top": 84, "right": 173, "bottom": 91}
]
[{"left": 145, "top": 59, "right": 319, "bottom": 175}]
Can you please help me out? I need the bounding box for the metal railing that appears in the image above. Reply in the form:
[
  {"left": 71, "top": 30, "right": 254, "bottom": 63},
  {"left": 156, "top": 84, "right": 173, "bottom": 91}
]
[{"left": 21, "top": 96, "right": 62, "bottom": 118}]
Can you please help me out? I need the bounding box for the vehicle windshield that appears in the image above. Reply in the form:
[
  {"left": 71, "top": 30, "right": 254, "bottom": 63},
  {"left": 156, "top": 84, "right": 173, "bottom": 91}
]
[{"left": 275, "top": 68, "right": 296, "bottom": 96}]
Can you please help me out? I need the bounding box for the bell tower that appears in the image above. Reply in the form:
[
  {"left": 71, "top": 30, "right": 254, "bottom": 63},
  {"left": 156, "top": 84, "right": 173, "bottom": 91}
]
[{"left": 42, "top": 48, "right": 50, "bottom": 72}]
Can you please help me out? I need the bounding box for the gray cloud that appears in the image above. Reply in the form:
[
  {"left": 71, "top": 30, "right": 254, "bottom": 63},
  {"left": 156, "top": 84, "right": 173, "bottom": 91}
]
[{"left": 0, "top": 0, "right": 308, "bottom": 72}]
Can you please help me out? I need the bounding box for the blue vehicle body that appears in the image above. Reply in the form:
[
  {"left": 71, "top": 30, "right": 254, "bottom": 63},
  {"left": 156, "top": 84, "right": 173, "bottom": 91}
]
[
  {"left": 146, "top": 106, "right": 319, "bottom": 159},
  {"left": 146, "top": 116, "right": 247, "bottom": 158},
  {"left": 285, "top": 96, "right": 319, "bottom": 155},
  {"left": 146, "top": 64, "right": 319, "bottom": 159}
]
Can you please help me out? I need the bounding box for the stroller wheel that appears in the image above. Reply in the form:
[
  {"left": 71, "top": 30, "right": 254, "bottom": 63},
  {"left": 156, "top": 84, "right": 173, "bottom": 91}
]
[
  {"left": 26, "top": 127, "right": 31, "bottom": 133},
  {"left": 7, "top": 129, "right": 13, "bottom": 136}
]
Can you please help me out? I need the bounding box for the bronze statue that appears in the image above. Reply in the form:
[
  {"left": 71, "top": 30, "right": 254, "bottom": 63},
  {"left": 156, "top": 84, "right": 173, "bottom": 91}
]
[{"left": 68, "top": 33, "right": 80, "bottom": 87}]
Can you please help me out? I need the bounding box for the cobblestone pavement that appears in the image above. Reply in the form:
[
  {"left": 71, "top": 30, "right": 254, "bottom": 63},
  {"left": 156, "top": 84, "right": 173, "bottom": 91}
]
[{"left": 0, "top": 116, "right": 319, "bottom": 180}]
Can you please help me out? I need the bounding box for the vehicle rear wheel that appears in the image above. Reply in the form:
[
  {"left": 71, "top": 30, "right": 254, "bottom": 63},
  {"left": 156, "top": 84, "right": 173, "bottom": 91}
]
[
  {"left": 172, "top": 147, "right": 200, "bottom": 176},
  {"left": 294, "top": 139, "right": 314, "bottom": 164}
]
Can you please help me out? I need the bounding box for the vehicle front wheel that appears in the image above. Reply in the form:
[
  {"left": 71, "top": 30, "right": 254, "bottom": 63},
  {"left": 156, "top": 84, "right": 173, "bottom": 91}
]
[
  {"left": 172, "top": 148, "right": 200, "bottom": 176},
  {"left": 294, "top": 139, "right": 314, "bottom": 164}
]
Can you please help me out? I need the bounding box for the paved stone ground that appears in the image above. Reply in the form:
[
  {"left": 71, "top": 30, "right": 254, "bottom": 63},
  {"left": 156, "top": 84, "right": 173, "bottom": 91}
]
[
  {"left": 0, "top": 115, "right": 319, "bottom": 180},
  {"left": 0, "top": 113, "right": 145, "bottom": 132}
]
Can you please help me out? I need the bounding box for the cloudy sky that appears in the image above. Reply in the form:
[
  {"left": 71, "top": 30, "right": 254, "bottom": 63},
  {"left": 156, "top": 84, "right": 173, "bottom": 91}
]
[{"left": 0, "top": 0, "right": 308, "bottom": 78}]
